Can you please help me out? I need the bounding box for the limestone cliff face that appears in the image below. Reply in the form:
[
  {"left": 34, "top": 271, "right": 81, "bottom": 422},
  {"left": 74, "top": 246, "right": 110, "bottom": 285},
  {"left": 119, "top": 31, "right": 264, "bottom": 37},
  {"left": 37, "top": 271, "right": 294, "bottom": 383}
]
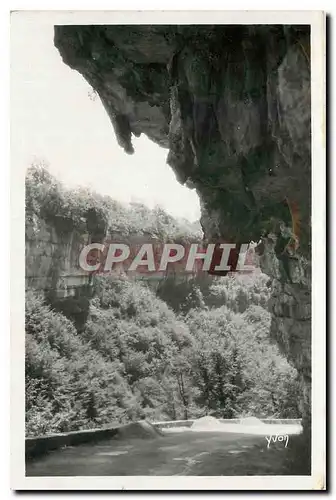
[
  {"left": 54, "top": 25, "right": 311, "bottom": 423},
  {"left": 26, "top": 218, "right": 98, "bottom": 330},
  {"left": 25, "top": 219, "right": 91, "bottom": 297}
]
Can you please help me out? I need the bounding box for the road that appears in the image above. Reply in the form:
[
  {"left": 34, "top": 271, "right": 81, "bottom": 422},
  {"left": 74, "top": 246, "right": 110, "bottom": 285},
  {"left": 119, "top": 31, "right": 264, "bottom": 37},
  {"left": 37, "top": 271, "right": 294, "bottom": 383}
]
[{"left": 26, "top": 430, "right": 305, "bottom": 476}]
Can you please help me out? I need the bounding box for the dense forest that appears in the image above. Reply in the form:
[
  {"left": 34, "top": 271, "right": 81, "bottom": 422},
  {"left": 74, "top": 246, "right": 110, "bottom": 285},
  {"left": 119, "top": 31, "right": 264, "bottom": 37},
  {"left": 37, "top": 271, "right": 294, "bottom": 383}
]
[{"left": 25, "top": 165, "right": 301, "bottom": 437}]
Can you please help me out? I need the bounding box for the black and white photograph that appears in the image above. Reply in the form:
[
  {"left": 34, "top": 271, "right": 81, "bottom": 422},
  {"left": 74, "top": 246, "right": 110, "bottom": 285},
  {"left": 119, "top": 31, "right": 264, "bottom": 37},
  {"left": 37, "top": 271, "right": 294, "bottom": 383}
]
[{"left": 10, "top": 10, "right": 326, "bottom": 490}]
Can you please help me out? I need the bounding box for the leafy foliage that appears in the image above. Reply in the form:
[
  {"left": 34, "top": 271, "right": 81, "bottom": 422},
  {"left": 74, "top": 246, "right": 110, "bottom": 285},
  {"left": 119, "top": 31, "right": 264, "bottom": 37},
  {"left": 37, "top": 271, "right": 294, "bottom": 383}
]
[
  {"left": 26, "top": 274, "right": 300, "bottom": 436},
  {"left": 184, "top": 304, "right": 300, "bottom": 418},
  {"left": 25, "top": 165, "right": 301, "bottom": 436},
  {"left": 25, "top": 290, "right": 137, "bottom": 435}
]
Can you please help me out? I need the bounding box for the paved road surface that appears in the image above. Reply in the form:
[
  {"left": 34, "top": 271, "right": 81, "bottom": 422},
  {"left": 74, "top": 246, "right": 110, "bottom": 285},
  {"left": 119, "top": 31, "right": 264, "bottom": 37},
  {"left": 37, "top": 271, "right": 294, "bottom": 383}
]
[{"left": 26, "top": 430, "right": 300, "bottom": 476}]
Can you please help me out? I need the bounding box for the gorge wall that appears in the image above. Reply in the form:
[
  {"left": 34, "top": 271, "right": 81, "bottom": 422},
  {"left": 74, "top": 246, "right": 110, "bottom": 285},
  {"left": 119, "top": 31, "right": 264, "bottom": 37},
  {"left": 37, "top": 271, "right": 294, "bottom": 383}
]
[
  {"left": 53, "top": 25, "right": 311, "bottom": 427},
  {"left": 25, "top": 218, "right": 95, "bottom": 329},
  {"left": 26, "top": 219, "right": 91, "bottom": 296},
  {"left": 25, "top": 186, "right": 204, "bottom": 328}
]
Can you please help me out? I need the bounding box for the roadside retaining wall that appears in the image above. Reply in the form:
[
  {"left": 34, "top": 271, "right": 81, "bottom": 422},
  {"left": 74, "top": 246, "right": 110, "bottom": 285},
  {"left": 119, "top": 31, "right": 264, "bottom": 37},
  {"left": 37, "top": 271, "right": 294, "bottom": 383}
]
[
  {"left": 26, "top": 418, "right": 302, "bottom": 459},
  {"left": 152, "top": 418, "right": 302, "bottom": 429},
  {"left": 26, "top": 427, "right": 120, "bottom": 460}
]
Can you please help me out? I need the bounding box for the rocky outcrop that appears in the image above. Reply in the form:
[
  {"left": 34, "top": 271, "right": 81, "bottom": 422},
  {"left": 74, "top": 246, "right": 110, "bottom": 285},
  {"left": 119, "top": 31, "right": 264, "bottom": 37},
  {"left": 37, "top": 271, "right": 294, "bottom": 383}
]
[
  {"left": 25, "top": 219, "right": 92, "bottom": 297},
  {"left": 25, "top": 219, "right": 95, "bottom": 329},
  {"left": 54, "top": 25, "right": 311, "bottom": 426}
]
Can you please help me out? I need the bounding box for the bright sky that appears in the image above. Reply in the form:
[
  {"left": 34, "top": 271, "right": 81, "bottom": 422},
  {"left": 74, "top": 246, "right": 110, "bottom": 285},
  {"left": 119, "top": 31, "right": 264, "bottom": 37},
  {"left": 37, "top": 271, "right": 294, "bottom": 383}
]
[{"left": 12, "top": 21, "right": 201, "bottom": 222}]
